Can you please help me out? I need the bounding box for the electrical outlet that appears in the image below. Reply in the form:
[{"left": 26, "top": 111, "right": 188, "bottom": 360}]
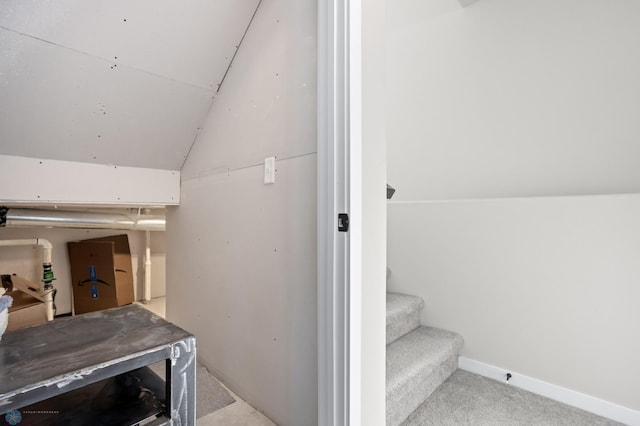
[{"left": 264, "top": 157, "right": 276, "bottom": 184}]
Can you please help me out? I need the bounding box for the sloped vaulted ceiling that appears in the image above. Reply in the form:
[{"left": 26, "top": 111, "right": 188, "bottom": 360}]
[{"left": 0, "top": 0, "right": 260, "bottom": 170}]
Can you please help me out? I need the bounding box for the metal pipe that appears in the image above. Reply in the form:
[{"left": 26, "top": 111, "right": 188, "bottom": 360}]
[{"left": 0, "top": 208, "right": 165, "bottom": 231}]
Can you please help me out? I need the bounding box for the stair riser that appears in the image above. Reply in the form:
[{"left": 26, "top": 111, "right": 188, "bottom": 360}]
[
  {"left": 387, "top": 309, "right": 421, "bottom": 345},
  {"left": 387, "top": 354, "right": 458, "bottom": 426}
]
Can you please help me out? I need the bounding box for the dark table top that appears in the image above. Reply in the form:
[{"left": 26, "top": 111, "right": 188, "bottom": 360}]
[{"left": 0, "top": 304, "right": 192, "bottom": 397}]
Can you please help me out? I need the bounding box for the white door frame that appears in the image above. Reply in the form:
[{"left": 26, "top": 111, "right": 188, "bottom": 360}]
[
  {"left": 317, "top": 0, "right": 359, "bottom": 424},
  {"left": 318, "top": 0, "right": 386, "bottom": 424}
]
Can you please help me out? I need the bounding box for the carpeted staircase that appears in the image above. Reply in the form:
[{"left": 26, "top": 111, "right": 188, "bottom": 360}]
[{"left": 386, "top": 292, "right": 464, "bottom": 426}]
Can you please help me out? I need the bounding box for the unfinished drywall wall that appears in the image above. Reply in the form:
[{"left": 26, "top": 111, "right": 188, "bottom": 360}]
[
  {"left": 165, "top": 0, "right": 317, "bottom": 424},
  {"left": 387, "top": 195, "right": 640, "bottom": 411},
  {"left": 0, "top": 0, "right": 260, "bottom": 170},
  {"left": 387, "top": 0, "right": 640, "bottom": 201},
  {"left": 0, "top": 228, "right": 166, "bottom": 314}
]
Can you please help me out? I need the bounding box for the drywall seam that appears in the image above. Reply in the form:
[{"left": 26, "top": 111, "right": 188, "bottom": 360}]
[
  {"left": 179, "top": 0, "right": 265, "bottom": 171},
  {"left": 182, "top": 151, "right": 317, "bottom": 183},
  {"left": 0, "top": 25, "right": 214, "bottom": 93},
  {"left": 216, "top": 0, "right": 264, "bottom": 94}
]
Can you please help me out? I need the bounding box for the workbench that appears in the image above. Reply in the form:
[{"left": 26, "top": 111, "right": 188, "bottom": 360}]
[{"left": 0, "top": 304, "right": 196, "bottom": 425}]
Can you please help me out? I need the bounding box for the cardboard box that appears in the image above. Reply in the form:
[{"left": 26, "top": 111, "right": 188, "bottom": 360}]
[
  {"left": 6, "top": 289, "right": 47, "bottom": 331},
  {"left": 68, "top": 234, "right": 135, "bottom": 315}
]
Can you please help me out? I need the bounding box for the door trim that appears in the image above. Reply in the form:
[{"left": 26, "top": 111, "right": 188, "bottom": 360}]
[{"left": 317, "top": 0, "right": 361, "bottom": 424}]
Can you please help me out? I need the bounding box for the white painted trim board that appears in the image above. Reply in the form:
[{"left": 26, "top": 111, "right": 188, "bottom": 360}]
[
  {"left": 459, "top": 357, "right": 640, "bottom": 426},
  {"left": 0, "top": 155, "right": 179, "bottom": 206}
]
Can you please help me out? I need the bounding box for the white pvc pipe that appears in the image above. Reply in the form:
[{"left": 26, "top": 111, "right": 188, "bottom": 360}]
[
  {"left": 144, "top": 230, "right": 152, "bottom": 304},
  {"left": 43, "top": 289, "right": 55, "bottom": 321},
  {"left": 0, "top": 240, "right": 55, "bottom": 321},
  {"left": 0, "top": 238, "right": 52, "bottom": 264},
  {"left": 11, "top": 277, "right": 56, "bottom": 322}
]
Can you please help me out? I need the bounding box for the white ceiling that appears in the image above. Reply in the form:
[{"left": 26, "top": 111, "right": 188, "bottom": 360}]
[{"left": 0, "top": 0, "right": 260, "bottom": 170}]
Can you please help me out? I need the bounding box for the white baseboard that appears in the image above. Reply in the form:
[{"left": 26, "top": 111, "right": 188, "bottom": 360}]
[{"left": 458, "top": 357, "right": 640, "bottom": 426}]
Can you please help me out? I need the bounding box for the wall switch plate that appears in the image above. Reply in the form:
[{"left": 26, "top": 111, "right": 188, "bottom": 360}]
[{"left": 264, "top": 157, "right": 276, "bottom": 184}]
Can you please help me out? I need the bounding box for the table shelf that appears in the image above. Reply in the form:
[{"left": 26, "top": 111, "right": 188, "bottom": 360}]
[{"left": 0, "top": 304, "right": 196, "bottom": 425}]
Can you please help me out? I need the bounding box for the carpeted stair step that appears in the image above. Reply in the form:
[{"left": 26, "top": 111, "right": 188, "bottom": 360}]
[
  {"left": 387, "top": 292, "right": 424, "bottom": 345},
  {"left": 386, "top": 326, "right": 463, "bottom": 426}
]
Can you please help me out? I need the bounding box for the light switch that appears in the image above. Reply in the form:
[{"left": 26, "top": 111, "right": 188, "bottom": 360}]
[{"left": 264, "top": 157, "right": 276, "bottom": 184}]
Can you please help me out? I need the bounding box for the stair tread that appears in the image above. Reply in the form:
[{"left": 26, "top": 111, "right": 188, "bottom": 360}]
[
  {"left": 386, "top": 326, "right": 463, "bottom": 391},
  {"left": 386, "top": 292, "right": 424, "bottom": 344},
  {"left": 386, "top": 292, "right": 424, "bottom": 320}
]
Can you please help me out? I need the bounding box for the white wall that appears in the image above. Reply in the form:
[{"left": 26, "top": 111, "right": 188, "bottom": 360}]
[
  {"left": 387, "top": 195, "right": 640, "bottom": 411},
  {"left": 0, "top": 227, "right": 166, "bottom": 314},
  {"left": 150, "top": 231, "right": 166, "bottom": 299},
  {"left": 388, "top": 0, "right": 640, "bottom": 201},
  {"left": 165, "top": 0, "right": 317, "bottom": 424},
  {"left": 360, "top": 0, "right": 387, "bottom": 424},
  {"left": 386, "top": 0, "right": 640, "bottom": 415}
]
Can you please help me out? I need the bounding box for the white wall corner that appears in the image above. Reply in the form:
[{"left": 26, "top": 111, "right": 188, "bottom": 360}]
[{"left": 459, "top": 357, "right": 640, "bottom": 426}]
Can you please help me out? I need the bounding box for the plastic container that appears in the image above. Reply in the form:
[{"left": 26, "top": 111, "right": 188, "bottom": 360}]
[{"left": 0, "top": 309, "right": 7, "bottom": 342}]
